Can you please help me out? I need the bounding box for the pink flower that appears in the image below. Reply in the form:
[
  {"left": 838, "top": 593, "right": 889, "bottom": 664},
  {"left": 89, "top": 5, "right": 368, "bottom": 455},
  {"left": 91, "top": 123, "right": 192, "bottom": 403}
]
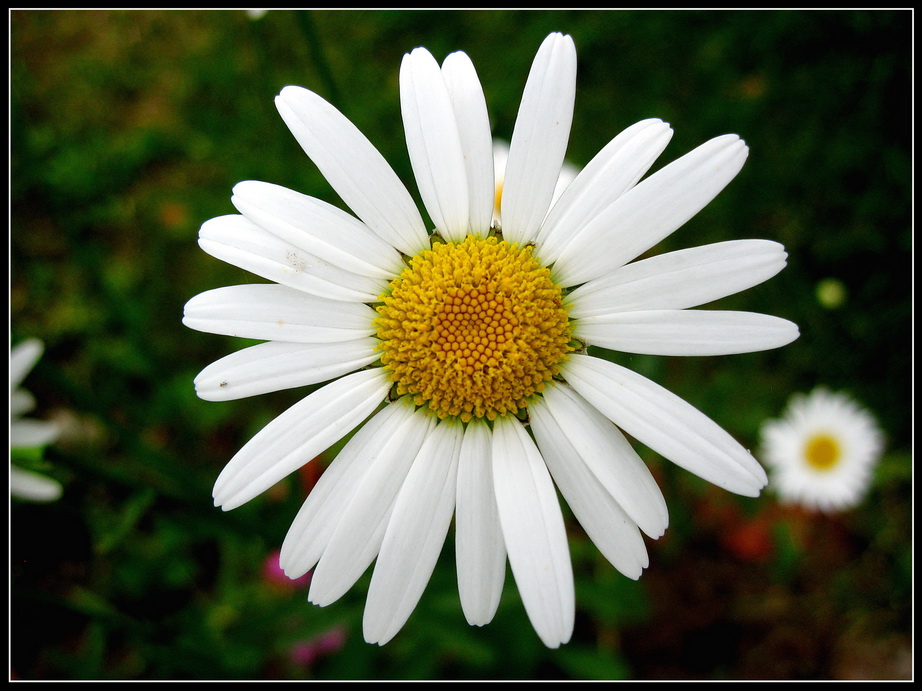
[{"left": 290, "top": 626, "right": 347, "bottom": 667}]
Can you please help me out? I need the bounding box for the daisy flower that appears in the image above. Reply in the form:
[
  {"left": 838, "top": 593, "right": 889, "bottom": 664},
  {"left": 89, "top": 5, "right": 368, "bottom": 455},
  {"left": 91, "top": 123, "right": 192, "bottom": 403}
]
[
  {"left": 760, "top": 388, "right": 884, "bottom": 513},
  {"left": 183, "top": 32, "right": 799, "bottom": 648},
  {"left": 10, "top": 338, "right": 62, "bottom": 502}
]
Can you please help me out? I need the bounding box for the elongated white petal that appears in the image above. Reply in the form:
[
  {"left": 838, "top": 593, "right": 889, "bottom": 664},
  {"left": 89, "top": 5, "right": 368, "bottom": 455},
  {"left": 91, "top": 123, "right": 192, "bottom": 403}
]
[
  {"left": 364, "top": 421, "right": 463, "bottom": 645},
  {"left": 10, "top": 390, "right": 35, "bottom": 417},
  {"left": 10, "top": 338, "right": 43, "bottom": 391},
  {"left": 212, "top": 368, "right": 391, "bottom": 510},
  {"left": 536, "top": 118, "right": 674, "bottom": 264},
  {"left": 540, "top": 383, "right": 668, "bottom": 538},
  {"left": 574, "top": 310, "right": 801, "bottom": 356},
  {"left": 492, "top": 415, "right": 574, "bottom": 648},
  {"left": 10, "top": 466, "right": 63, "bottom": 502},
  {"left": 529, "top": 398, "right": 649, "bottom": 579},
  {"left": 309, "top": 408, "right": 435, "bottom": 607},
  {"left": 279, "top": 402, "right": 407, "bottom": 578},
  {"left": 10, "top": 419, "right": 60, "bottom": 448},
  {"left": 193, "top": 339, "right": 379, "bottom": 401},
  {"left": 455, "top": 419, "right": 506, "bottom": 626},
  {"left": 501, "top": 32, "right": 577, "bottom": 245},
  {"left": 442, "top": 50, "right": 494, "bottom": 237},
  {"left": 400, "top": 48, "right": 470, "bottom": 242},
  {"left": 492, "top": 140, "right": 510, "bottom": 224},
  {"left": 567, "top": 239, "right": 789, "bottom": 317},
  {"left": 199, "top": 214, "right": 385, "bottom": 303},
  {"left": 275, "top": 86, "right": 429, "bottom": 257},
  {"left": 232, "top": 181, "right": 403, "bottom": 280},
  {"left": 182, "top": 284, "right": 377, "bottom": 344},
  {"left": 554, "top": 134, "right": 749, "bottom": 287},
  {"left": 563, "top": 354, "right": 768, "bottom": 496}
]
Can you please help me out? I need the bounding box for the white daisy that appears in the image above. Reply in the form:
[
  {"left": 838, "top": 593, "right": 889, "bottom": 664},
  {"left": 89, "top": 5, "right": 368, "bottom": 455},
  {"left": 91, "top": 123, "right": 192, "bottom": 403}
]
[
  {"left": 183, "top": 32, "right": 799, "bottom": 648},
  {"left": 10, "top": 338, "right": 62, "bottom": 502},
  {"left": 760, "top": 388, "right": 884, "bottom": 513}
]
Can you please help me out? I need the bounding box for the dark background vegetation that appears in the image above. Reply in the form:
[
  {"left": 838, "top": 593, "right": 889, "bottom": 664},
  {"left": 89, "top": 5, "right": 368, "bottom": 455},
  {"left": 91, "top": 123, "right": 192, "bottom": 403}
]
[{"left": 10, "top": 9, "right": 911, "bottom": 680}]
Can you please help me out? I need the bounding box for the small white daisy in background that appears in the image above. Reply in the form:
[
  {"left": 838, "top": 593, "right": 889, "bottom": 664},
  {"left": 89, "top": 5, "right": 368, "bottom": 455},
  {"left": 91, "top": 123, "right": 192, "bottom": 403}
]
[
  {"left": 491, "top": 139, "right": 579, "bottom": 227},
  {"left": 10, "top": 338, "right": 62, "bottom": 502},
  {"left": 184, "top": 32, "right": 799, "bottom": 648},
  {"left": 760, "top": 388, "right": 884, "bottom": 513}
]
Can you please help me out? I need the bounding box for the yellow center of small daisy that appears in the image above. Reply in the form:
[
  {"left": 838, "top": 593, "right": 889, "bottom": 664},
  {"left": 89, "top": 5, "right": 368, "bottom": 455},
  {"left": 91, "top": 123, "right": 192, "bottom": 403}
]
[
  {"left": 804, "top": 433, "right": 842, "bottom": 471},
  {"left": 375, "top": 235, "right": 571, "bottom": 422}
]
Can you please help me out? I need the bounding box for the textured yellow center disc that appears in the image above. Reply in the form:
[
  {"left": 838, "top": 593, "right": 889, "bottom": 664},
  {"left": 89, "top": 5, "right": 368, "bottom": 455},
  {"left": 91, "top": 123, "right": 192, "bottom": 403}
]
[
  {"left": 804, "top": 433, "right": 842, "bottom": 471},
  {"left": 375, "top": 235, "right": 571, "bottom": 422}
]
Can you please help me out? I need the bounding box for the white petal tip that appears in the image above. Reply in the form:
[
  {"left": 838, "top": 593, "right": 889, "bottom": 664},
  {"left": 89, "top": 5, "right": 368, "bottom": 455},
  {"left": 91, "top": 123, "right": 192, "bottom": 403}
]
[
  {"left": 644, "top": 525, "right": 668, "bottom": 541},
  {"left": 733, "top": 471, "right": 768, "bottom": 497},
  {"left": 276, "top": 84, "right": 303, "bottom": 100},
  {"left": 362, "top": 631, "right": 396, "bottom": 647},
  {"left": 213, "top": 490, "right": 245, "bottom": 512}
]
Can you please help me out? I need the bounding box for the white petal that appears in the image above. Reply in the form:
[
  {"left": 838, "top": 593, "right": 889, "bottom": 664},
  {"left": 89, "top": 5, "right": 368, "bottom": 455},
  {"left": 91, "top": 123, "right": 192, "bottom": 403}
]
[
  {"left": 539, "top": 383, "right": 668, "bottom": 538},
  {"left": 400, "top": 48, "right": 470, "bottom": 242},
  {"left": 574, "top": 310, "right": 801, "bottom": 356},
  {"left": 199, "top": 214, "right": 385, "bottom": 303},
  {"left": 278, "top": 402, "right": 407, "bottom": 578},
  {"left": 442, "top": 50, "right": 495, "bottom": 237},
  {"left": 231, "top": 181, "right": 403, "bottom": 280},
  {"left": 10, "top": 419, "right": 60, "bottom": 448},
  {"left": 10, "top": 338, "right": 43, "bottom": 391},
  {"left": 275, "top": 86, "right": 430, "bottom": 257},
  {"left": 363, "top": 421, "right": 462, "bottom": 645},
  {"left": 193, "top": 338, "right": 380, "bottom": 401},
  {"left": 554, "top": 134, "right": 749, "bottom": 287},
  {"left": 182, "top": 284, "right": 377, "bottom": 344},
  {"left": 567, "top": 239, "right": 789, "bottom": 317},
  {"left": 492, "top": 140, "right": 510, "bottom": 225},
  {"left": 10, "top": 389, "right": 36, "bottom": 417},
  {"left": 529, "top": 399, "right": 649, "bottom": 579},
  {"left": 308, "top": 408, "right": 435, "bottom": 607},
  {"left": 535, "top": 118, "right": 674, "bottom": 264},
  {"left": 455, "top": 419, "right": 506, "bottom": 626},
  {"left": 212, "top": 367, "right": 391, "bottom": 510},
  {"left": 491, "top": 415, "right": 574, "bottom": 648},
  {"left": 10, "top": 466, "right": 62, "bottom": 502},
  {"left": 563, "top": 354, "right": 768, "bottom": 496},
  {"left": 501, "top": 33, "right": 577, "bottom": 246}
]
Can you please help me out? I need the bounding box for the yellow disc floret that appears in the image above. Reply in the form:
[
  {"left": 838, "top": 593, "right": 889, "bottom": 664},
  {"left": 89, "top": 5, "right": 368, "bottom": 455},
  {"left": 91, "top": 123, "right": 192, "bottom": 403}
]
[
  {"left": 804, "top": 433, "right": 842, "bottom": 471},
  {"left": 375, "top": 235, "right": 571, "bottom": 422}
]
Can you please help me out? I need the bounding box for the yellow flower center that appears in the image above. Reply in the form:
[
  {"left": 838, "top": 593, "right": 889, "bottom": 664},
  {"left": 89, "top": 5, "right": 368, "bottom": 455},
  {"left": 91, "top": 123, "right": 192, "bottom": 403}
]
[
  {"left": 804, "top": 433, "right": 842, "bottom": 471},
  {"left": 375, "top": 235, "right": 571, "bottom": 422}
]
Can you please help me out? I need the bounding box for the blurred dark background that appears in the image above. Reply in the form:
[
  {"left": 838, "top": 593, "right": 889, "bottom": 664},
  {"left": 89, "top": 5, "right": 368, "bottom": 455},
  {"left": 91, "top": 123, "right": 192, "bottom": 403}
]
[{"left": 10, "top": 9, "right": 911, "bottom": 680}]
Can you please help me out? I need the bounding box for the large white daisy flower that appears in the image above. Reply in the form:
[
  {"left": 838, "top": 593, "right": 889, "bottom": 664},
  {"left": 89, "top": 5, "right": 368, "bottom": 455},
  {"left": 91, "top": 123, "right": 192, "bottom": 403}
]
[
  {"left": 183, "top": 32, "right": 799, "bottom": 648},
  {"left": 760, "top": 388, "right": 884, "bottom": 513},
  {"left": 10, "top": 338, "right": 62, "bottom": 502}
]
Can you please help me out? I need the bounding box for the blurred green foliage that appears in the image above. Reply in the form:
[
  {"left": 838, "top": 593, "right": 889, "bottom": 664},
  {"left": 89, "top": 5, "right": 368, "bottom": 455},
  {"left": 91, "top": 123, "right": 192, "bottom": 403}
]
[{"left": 10, "top": 9, "right": 911, "bottom": 680}]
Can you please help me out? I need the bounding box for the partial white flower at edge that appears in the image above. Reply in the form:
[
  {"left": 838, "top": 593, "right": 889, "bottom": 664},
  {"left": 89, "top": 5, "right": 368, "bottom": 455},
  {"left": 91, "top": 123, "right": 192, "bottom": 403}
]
[
  {"left": 10, "top": 338, "right": 62, "bottom": 502},
  {"left": 183, "top": 31, "right": 800, "bottom": 648},
  {"left": 760, "top": 388, "right": 884, "bottom": 513}
]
